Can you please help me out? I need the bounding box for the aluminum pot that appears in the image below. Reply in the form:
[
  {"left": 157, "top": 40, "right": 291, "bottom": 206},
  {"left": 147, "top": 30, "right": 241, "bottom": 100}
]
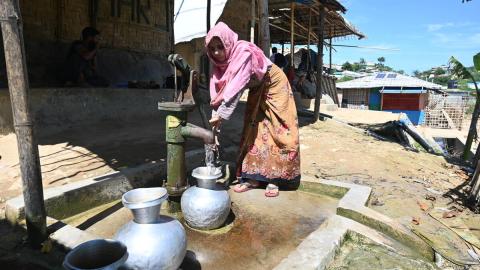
[
  {"left": 63, "top": 239, "right": 128, "bottom": 270},
  {"left": 181, "top": 166, "right": 230, "bottom": 230},
  {"left": 192, "top": 166, "right": 222, "bottom": 189},
  {"left": 114, "top": 188, "right": 187, "bottom": 270}
]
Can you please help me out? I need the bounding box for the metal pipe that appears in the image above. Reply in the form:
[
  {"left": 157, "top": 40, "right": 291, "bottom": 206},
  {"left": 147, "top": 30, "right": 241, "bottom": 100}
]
[{"left": 181, "top": 123, "right": 214, "bottom": 144}]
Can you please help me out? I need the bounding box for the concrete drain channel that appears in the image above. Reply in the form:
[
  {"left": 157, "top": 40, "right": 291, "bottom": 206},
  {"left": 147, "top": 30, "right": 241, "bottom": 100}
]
[{"left": 6, "top": 148, "right": 436, "bottom": 269}]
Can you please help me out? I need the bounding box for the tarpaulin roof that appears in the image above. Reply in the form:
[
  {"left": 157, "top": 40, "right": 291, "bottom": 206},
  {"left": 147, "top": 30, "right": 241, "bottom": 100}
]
[
  {"left": 174, "top": 0, "right": 227, "bottom": 44},
  {"left": 174, "top": 0, "right": 364, "bottom": 45}
]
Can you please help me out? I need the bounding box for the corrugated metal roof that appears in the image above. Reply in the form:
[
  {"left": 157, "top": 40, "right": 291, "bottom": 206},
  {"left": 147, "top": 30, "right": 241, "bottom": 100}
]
[
  {"left": 380, "top": 89, "right": 428, "bottom": 94},
  {"left": 336, "top": 72, "right": 444, "bottom": 90}
]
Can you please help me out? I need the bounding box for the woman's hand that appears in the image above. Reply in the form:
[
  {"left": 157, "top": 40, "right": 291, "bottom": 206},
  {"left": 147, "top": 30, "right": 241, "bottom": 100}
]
[{"left": 209, "top": 116, "right": 222, "bottom": 129}]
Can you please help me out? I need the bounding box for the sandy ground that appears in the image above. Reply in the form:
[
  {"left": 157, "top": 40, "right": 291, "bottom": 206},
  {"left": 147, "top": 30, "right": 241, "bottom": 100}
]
[
  {"left": 1, "top": 104, "right": 480, "bottom": 268},
  {"left": 320, "top": 107, "right": 401, "bottom": 124}
]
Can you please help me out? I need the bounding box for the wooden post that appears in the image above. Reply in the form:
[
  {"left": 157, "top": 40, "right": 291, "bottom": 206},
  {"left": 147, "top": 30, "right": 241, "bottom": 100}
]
[
  {"left": 313, "top": 6, "right": 325, "bottom": 121},
  {"left": 89, "top": 0, "right": 99, "bottom": 28},
  {"left": 258, "top": 0, "right": 270, "bottom": 56},
  {"left": 55, "top": 0, "right": 64, "bottom": 41},
  {"left": 205, "top": 0, "right": 211, "bottom": 123},
  {"left": 329, "top": 38, "right": 332, "bottom": 74},
  {"left": 168, "top": 0, "right": 175, "bottom": 53},
  {"left": 306, "top": 8, "right": 311, "bottom": 70},
  {"left": 250, "top": 0, "right": 255, "bottom": 43},
  {"left": 207, "top": 0, "right": 211, "bottom": 31},
  {"left": 290, "top": 2, "right": 295, "bottom": 67},
  {"left": 0, "top": 0, "right": 47, "bottom": 248}
]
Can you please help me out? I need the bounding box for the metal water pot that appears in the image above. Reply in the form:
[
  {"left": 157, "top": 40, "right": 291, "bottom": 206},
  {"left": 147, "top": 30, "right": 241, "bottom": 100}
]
[
  {"left": 181, "top": 166, "right": 231, "bottom": 230},
  {"left": 114, "top": 187, "right": 187, "bottom": 270},
  {"left": 63, "top": 239, "right": 128, "bottom": 270}
]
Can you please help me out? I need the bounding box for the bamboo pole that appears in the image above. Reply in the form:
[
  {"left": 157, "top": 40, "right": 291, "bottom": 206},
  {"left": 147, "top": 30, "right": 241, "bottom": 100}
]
[
  {"left": 56, "top": 0, "right": 64, "bottom": 41},
  {"left": 283, "top": 13, "right": 318, "bottom": 41},
  {"left": 207, "top": 0, "right": 211, "bottom": 31},
  {"left": 269, "top": 22, "right": 309, "bottom": 39},
  {"left": 306, "top": 8, "right": 311, "bottom": 71},
  {"left": 313, "top": 5, "right": 325, "bottom": 121},
  {"left": 89, "top": 0, "right": 98, "bottom": 28},
  {"left": 258, "top": 0, "right": 270, "bottom": 56},
  {"left": 329, "top": 38, "right": 332, "bottom": 74},
  {"left": 250, "top": 0, "right": 255, "bottom": 43},
  {"left": 290, "top": 2, "right": 295, "bottom": 67},
  {"left": 0, "top": 0, "right": 47, "bottom": 248},
  {"left": 169, "top": 0, "right": 174, "bottom": 53}
]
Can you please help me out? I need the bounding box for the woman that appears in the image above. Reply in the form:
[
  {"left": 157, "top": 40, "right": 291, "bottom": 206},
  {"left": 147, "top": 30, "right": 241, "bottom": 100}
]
[{"left": 206, "top": 22, "right": 300, "bottom": 197}]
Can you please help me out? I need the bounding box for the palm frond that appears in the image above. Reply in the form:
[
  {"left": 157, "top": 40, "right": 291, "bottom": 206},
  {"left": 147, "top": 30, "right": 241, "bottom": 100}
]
[
  {"left": 449, "top": 56, "right": 472, "bottom": 79},
  {"left": 474, "top": 52, "right": 480, "bottom": 71}
]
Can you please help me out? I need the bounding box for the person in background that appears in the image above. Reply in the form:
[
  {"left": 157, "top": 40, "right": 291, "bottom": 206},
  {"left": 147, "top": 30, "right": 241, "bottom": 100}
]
[
  {"left": 270, "top": 46, "right": 287, "bottom": 69},
  {"left": 64, "top": 27, "right": 109, "bottom": 87},
  {"left": 206, "top": 22, "right": 300, "bottom": 197}
]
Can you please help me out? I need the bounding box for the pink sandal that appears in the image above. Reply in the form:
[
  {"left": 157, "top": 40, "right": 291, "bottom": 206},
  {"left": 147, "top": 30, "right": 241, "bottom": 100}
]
[
  {"left": 265, "top": 184, "right": 279, "bottom": 197},
  {"left": 233, "top": 181, "right": 259, "bottom": 193}
]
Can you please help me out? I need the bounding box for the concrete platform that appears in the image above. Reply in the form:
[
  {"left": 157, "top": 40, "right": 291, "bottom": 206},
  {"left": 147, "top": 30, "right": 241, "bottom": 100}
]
[{"left": 6, "top": 168, "right": 435, "bottom": 269}]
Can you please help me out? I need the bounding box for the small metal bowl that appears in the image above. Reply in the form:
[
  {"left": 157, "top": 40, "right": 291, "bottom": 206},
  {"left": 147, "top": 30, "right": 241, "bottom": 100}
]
[
  {"left": 192, "top": 166, "right": 222, "bottom": 189},
  {"left": 63, "top": 239, "right": 128, "bottom": 270}
]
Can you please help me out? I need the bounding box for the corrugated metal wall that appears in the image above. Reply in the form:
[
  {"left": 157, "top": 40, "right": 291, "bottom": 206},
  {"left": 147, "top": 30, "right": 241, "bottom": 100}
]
[{"left": 382, "top": 94, "right": 421, "bottom": 111}]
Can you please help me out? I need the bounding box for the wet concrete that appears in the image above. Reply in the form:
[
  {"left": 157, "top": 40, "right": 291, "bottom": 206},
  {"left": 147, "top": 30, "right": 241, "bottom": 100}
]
[
  {"left": 327, "top": 232, "right": 438, "bottom": 270},
  {"left": 61, "top": 188, "right": 338, "bottom": 270}
]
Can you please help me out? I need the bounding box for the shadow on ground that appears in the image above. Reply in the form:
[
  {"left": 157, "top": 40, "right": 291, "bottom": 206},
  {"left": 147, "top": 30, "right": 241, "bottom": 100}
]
[{"left": 0, "top": 220, "right": 64, "bottom": 270}]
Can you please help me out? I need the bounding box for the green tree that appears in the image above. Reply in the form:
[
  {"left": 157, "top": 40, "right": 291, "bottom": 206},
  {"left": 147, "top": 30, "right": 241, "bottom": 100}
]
[
  {"left": 397, "top": 70, "right": 405, "bottom": 75},
  {"left": 359, "top": 58, "right": 366, "bottom": 70},
  {"left": 413, "top": 70, "right": 420, "bottom": 77},
  {"left": 342, "top": 61, "right": 353, "bottom": 71},
  {"left": 467, "top": 52, "right": 480, "bottom": 210},
  {"left": 351, "top": 62, "right": 362, "bottom": 72},
  {"left": 338, "top": 76, "right": 354, "bottom": 82},
  {"left": 377, "top": 57, "right": 385, "bottom": 66},
  {"left": 433, "top": 76, "right": 449, "bottom": 86},
  {"left": 449, "top": 56, "right": 479, "bottom": 162},
  {"left": 434, "top": 68, "right": 446, "bottom": 76}
]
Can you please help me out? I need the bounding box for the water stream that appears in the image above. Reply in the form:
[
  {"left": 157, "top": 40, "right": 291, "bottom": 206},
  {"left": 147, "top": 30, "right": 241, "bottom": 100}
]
[{"left": 204, "top": 144, "right": 219, "bottom": 174}]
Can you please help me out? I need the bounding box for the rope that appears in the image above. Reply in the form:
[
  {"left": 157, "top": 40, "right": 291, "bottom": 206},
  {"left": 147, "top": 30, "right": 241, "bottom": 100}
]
[
  {"left": 0, "top": 14, "right": 19, "bottom": 23},
  {"left": 14, "top": 122, "right": 34, "bottom": 128}
]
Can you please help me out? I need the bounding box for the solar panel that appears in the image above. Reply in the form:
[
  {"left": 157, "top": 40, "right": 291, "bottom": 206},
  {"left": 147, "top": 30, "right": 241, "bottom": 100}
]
[
  {"left": 375, "top": 73, "right": 386, "bottom": 79},
  {"left": 387, "top": 73, "right": 397, "bottom": 78}
]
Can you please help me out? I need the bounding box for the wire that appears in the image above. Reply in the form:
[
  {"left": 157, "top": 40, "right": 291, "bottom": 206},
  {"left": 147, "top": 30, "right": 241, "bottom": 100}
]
[{"left": 174, "top": 0, "right": 185, "bottom": 23}]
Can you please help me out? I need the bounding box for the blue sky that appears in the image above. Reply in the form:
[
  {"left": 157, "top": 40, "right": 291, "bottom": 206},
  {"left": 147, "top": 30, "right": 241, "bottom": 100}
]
[{"left": 327, "top": 0, "right": 480, "bottom": 74}]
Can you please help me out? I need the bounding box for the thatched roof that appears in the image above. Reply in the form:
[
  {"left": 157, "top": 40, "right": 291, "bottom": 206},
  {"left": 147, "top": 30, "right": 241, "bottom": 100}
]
[{"left": 268, "top": 0, "right": 365, "bottom": 44}]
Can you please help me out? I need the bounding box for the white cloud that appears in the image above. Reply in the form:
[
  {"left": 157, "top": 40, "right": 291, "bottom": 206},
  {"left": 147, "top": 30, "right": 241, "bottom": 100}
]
[
  {"left": 427, "top": 22, "right": 454, "bottom": 32},
  {"left": 425, "top": 21, "right": 480, "bottom": 49},
  {"left": 431, "top": 32, "right": 480, "bottom": 49},
  {"left": 470, "top": 33, "right": 480, "bottom": 44},
  {"left": 427, "top": 22, "right": 476, "bottom": 32}
]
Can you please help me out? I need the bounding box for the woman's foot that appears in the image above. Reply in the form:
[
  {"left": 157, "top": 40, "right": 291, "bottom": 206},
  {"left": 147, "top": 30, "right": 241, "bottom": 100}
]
[
  {"left": 265, "top": 184, "right": 279, "bottom": 197},
  {"left": 233, "top": 180, "right": 260, "bottom": 193}
]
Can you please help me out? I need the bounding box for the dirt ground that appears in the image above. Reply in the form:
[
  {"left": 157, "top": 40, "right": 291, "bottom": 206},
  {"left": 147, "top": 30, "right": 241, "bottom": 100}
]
[
  {"left": 1, "top": 105, "right": 480, "bottom": 268},
  {"left": 319, "top": 107, "right": 401, "bottom": 124}
]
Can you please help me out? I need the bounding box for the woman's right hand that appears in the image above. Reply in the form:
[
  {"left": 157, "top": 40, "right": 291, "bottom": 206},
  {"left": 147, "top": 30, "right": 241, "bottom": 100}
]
[{"left": 209, "top": 116, "right": 222, "bottom": 129}]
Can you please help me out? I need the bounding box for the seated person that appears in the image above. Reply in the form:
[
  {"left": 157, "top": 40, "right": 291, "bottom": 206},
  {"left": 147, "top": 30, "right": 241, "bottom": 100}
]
[
  {"left": 270, "top": 47, "right": 287, "bottom": 69},
  {"left": 64, "top": 27, "right": 109, "bottom": 87}
]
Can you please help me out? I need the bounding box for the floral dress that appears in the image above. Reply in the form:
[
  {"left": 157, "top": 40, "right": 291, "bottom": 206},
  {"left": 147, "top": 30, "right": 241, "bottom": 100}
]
[{"left": 237, "top": 64, "right": 301, "bottom": 185}]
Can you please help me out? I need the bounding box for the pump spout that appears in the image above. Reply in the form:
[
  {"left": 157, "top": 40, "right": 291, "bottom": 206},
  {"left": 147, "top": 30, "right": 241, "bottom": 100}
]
[{"left": 180, "top": 123, "right": 214, "bottom": 144}]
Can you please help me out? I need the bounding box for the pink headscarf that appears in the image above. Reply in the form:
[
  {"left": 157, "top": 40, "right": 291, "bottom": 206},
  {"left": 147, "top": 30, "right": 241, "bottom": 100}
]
[{"left": 205, "top": 22, "right": 272, "bottom": 108}]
